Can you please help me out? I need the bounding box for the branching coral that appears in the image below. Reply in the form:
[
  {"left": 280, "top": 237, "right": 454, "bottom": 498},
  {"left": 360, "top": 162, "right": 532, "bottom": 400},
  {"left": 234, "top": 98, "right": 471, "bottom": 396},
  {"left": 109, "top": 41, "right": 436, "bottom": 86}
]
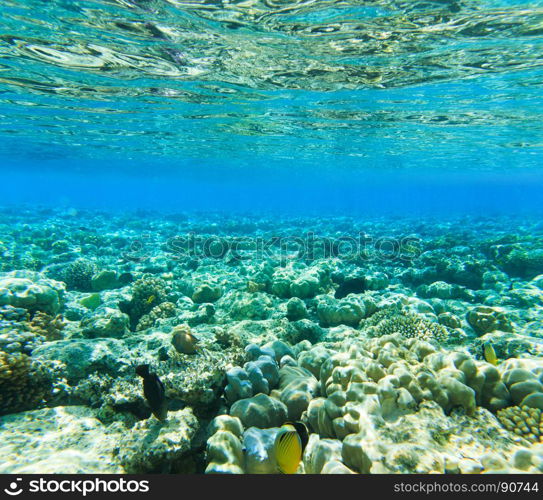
[
  {"left": 362, "top": 303, "right": 404, "bottom": 327},
  {"left": 136, "top": 301, "right": 176, "bottom": 331},
  {"left": 0, "top": 352, "right": 53, "bottom": 415},
  {"left": 0, "top": 305, "right": 28, "bottom": 322},
  {"left": 26, "top": 311, "right": 65, "bottom": 341},
  {"left": 371, "top": 312, "right": 451, "bottom": 343},
  {"left": 119, "top": 275, "right": 172, "bottom": 331},
  {"left": 497, "top": 406, "right": 543, "bottom": 443},
  {"left": 0, "top": 306, "right": 48, "bottom": 354},
  {"left": 63, "top": 259, "right": 97, "bottom": 292}
]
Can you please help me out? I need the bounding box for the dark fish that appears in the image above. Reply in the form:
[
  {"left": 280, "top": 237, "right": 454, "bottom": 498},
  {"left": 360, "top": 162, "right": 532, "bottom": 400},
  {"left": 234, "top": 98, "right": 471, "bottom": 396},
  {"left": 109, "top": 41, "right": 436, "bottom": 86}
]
[
  {"left": 288, "top": 421, "right": 309, "bottom": 451},
  {"left": 135, "top": 364, "right": 168, "bottom": 421},
  {"left": 334, "top": 277, "right": 366, "bottom": 299}
]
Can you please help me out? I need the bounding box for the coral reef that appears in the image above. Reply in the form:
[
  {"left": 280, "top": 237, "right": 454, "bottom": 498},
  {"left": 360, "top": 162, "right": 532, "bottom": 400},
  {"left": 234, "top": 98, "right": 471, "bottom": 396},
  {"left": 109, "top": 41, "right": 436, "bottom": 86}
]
[
  {"left": 192, "top": 284, "right": 223, "bottom": 304},
  {"left": 0, "top": 272, "right": 65, "bottom": 314},
  {"left": 271, "top": 266, "right": 329, "bottom": 299},
  {"left": 91, "top": 270, "right": 122, "bottom": 292},
  {"left": 284, "top": 319, "right": 324, "bottom": 344},
  {"left": 317, "top": 295, "right": 367, "bottom": 327},
  {"left": 501, "top": 359, "right": 543, "bottom": 410},
  {"left": 62, "top": 259, "right": 98, "bottom": 292},
  {"left": 497, "top": 406, "right": 543, "bottom": 444},
  {"left": 230, "top": 393, "right": 287, "bottom": 428},
  {"left": 118, "top": 408, "right": 202, "bottom": 473},
  {"left": 466, "top": 306, "right": 513, "bottom": 335},
  {"left": 0, "top": 306, "right": 41, "bottom": 354},
  {"left": 274, "top": 364, "right": 318, "bottom": 420},
  {"left": 26, "top": 311, "right": 65, "bottom": 341},
  {"left": 369, "top": 312, "right": 451, "bottom": 343},
  {"left": 80, "top": 307, "right": 129, "bottom": 338},
  {"left": 205, "top": 333, "right": 542, "bottom": 474},
  {"left": 224, "top": 347, "right": 279, "bottom": 404},
  {"left": 500, "top": 249, "right": 543, "bottom": 280},
  {"left": 2, "top": 209, "right": 543, "bottom": 474},
  {"left": 0, "top": 352, "right": 55, "bottom": 416},
  {"left": 119, "top": 275, "right": 173, "bottom": 331},
  {"left": 205, "top": 415, "right": 245, "bottom": 474},
  {"left": 136, "top": 301, "right": 176, "bottom": 331},
  {"left": 286, "top": 297, "right": 308, "bottom": 321}
]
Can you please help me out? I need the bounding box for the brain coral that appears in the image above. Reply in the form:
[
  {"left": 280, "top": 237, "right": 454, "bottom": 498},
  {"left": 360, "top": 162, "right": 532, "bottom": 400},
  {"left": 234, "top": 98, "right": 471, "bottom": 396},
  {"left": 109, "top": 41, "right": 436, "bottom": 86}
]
[
  {"left": 306, "top": 332, "right": 510, "bottom": 442},
  {"left": 466, "top": 306, "right": 513, "bottom": 335},
  {"left": 0, "top": 273, "right": 65, "bottom": 315},
  {"left": 205, "top": 333, "right": 539, "bottom": 474}
]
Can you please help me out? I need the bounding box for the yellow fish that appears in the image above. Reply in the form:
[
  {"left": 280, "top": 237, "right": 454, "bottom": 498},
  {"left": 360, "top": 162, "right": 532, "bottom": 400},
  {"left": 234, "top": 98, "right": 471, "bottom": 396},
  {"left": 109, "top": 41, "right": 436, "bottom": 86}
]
[
  {"left": 483, "top": 342, "right": 498, "bottom": 366},
  {"left": 274, "top": 422, "right": 308, "bottom": 474},
  {"left": 146, "top": 295, "right": 156, "bottom": 305}
]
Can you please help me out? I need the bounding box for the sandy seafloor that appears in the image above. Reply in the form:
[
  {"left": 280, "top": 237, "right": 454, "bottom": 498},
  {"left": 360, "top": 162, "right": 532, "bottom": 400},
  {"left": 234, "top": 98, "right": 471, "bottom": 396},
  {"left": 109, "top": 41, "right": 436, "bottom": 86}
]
[{"left": 0, "top": 206, "right": 542, "bottom": 474}]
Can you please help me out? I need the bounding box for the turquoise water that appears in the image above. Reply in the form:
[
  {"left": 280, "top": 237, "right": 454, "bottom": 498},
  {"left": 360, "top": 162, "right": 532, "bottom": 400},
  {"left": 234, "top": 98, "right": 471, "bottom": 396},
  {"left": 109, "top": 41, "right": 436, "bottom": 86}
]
[
  {"left": 1, "top": 0, "right": 543, "bottom": 476},
  {"left": 1, "top": 0, "right": 543, "bottom": 213}
]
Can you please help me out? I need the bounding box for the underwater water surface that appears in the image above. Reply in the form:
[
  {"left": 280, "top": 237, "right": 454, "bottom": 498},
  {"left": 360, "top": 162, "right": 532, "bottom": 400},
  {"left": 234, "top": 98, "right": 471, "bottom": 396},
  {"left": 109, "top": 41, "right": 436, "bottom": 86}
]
[
  {"left": 0, "top": 0, "right": 543, "bottom": 211},
  {"left": 1, "top": 0, "right": 543, "bottom": 476}
]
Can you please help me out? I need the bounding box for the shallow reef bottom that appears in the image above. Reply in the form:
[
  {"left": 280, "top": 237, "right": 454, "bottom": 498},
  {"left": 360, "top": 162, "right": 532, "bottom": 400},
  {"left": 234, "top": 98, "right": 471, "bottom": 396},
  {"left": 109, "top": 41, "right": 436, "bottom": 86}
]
[{"left": 0, "top": 207, "right": 543, "bottom": 474}]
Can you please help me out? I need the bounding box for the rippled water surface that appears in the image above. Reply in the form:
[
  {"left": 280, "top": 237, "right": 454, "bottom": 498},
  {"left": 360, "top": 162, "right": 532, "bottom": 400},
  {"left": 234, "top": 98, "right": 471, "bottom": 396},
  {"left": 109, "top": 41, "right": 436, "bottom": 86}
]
[{"left": 0, "top": 0, "right": 542, "bottom": 170}]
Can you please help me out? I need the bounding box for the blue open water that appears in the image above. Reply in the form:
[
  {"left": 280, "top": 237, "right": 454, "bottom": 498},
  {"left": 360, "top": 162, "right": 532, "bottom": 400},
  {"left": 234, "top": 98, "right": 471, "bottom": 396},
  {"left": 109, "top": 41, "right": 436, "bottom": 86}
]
[{"left": 0, "top": 0, "right": 542, "bottom": 214}]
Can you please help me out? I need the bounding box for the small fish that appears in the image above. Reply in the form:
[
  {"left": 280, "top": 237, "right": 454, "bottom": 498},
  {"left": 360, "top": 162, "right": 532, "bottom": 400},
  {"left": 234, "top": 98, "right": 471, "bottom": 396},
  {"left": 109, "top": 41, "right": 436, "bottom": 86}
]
[
  {"left": 135, "top": 364, "right": 168, "bottom": 421},
  {"left": 482, "top": 341, "right": 498, "bottom": 366},
  {"left": 146, "top": 295, "right": 156, "bottom": 305},
  {"left": 274, "top": 421, "right": 309, "bottom": 474},
  {"left": 171, "top": 325, "right": 199, "bottom": 354}
]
